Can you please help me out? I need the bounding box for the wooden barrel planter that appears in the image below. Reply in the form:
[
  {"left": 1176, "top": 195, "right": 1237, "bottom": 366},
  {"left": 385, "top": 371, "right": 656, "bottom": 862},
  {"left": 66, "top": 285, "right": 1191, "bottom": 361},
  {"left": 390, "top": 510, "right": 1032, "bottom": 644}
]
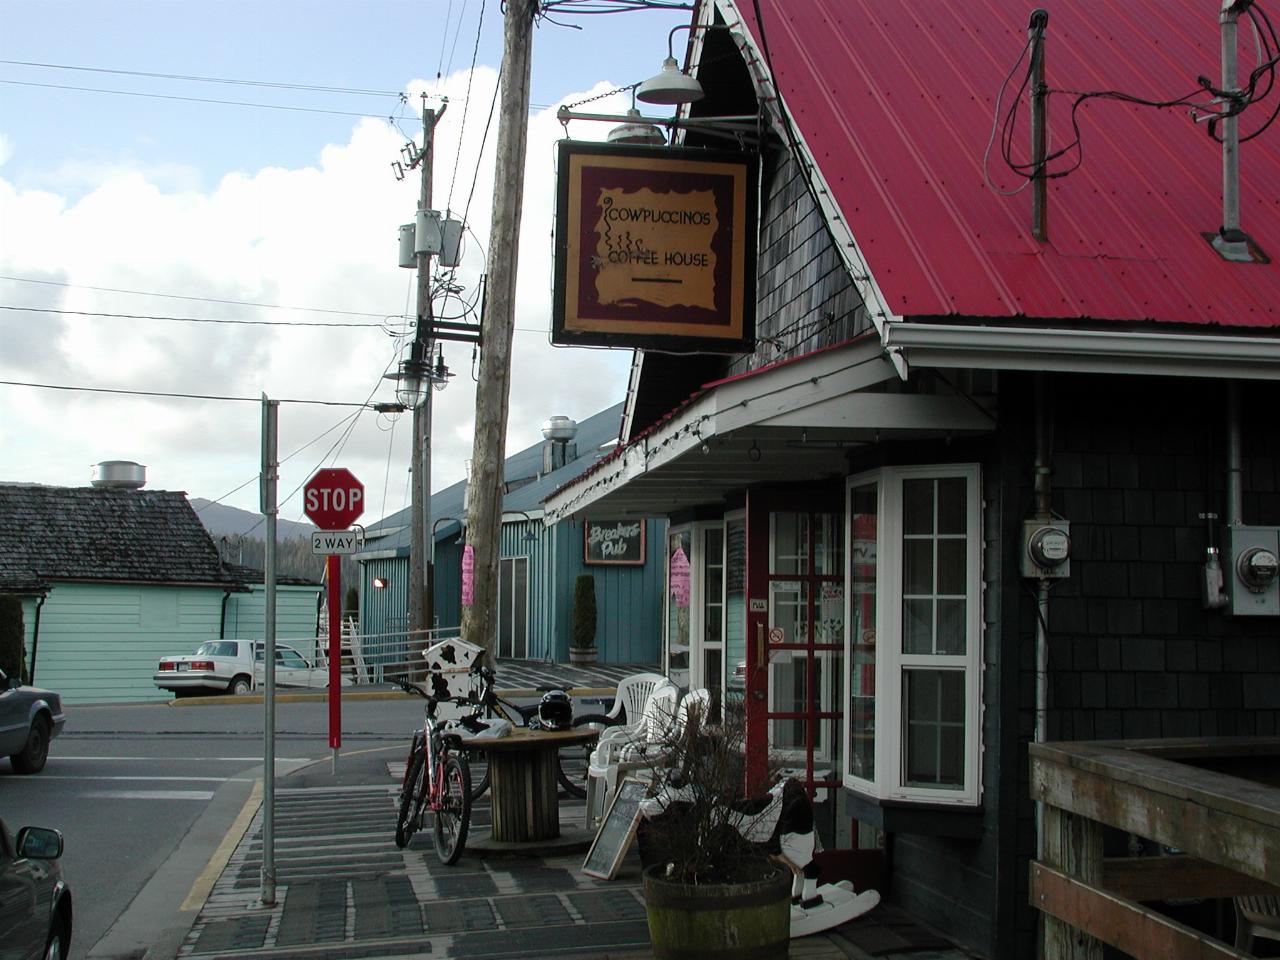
[{"left": 643, "top": 863, "right": 792, "bottom": 959}]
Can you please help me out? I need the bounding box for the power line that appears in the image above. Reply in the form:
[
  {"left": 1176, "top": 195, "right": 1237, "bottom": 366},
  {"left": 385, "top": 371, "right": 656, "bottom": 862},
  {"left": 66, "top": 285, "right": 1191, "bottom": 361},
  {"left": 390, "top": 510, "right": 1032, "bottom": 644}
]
[
  {"left": 447, "top": 0, "right": 489, "bottom": 212},
  {"left": 0, "top": 274, "right": 399, "bottom": 318},
  {"left": 0, "top": 78, "right": 400, "bottom": 119},
  {"left": 0, "top": 58, "right": 411, "bottom": 98},
  {"left": 0, "top": 379, "right": 370, "bottom": 407},
  {"left": 0, "top": 303, "right": 406, "bottom": 330}
]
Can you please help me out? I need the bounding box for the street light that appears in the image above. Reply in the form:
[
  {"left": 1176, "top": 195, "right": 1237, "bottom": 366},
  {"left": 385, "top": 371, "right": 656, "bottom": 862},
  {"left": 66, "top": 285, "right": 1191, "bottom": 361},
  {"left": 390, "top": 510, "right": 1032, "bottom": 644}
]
[
  {"left": 608, "top": 91, "right": 667, "bottom": 146},
  {"left": 502, "top": 510, "right": 541, "bottom": 543},
  {"left": 432, "top": 516, "right": 466, "bottom": 545},
  {"left": 384, "top": 346, "right": 454, "bottom": 409}
]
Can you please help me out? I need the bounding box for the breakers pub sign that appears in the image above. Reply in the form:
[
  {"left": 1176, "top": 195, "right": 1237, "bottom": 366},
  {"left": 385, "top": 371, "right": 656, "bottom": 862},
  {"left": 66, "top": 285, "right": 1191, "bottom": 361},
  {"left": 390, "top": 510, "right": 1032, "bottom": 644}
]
[{"left": 552, "top": 142, "right": 757, "bottom": 353}]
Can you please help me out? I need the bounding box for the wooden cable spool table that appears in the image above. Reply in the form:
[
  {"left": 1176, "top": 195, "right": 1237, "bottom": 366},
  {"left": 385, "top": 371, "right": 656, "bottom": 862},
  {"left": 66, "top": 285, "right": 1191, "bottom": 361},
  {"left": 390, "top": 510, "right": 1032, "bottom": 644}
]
[{"left": 459, "top": 726, "right": 600, "bottom": 843}]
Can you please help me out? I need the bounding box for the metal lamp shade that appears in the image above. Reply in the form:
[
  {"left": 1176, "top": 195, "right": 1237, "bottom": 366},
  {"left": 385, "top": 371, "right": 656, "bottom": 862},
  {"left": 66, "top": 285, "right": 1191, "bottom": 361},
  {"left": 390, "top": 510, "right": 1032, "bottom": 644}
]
[
  {"left": 636, "top": 57, "right": 705, "bottom": 105},
  {"left": 608, "top": 108, "right": 666, "bottom": 145}
]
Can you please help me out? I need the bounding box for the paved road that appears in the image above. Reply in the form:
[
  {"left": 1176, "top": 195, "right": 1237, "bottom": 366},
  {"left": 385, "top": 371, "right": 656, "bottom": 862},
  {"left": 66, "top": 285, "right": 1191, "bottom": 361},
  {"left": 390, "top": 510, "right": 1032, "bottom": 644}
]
[
  {"left": 1, "top": 692, "right": 614, "bottom": 960},
  {"left": 0, "top": 698, "right": 425, "bottom": 960}
]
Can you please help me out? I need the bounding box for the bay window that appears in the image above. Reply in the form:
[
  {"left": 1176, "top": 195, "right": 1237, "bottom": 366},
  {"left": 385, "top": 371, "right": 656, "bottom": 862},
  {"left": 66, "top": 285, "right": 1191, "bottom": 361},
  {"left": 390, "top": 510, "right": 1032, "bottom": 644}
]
[{"left": 843, "top": 464, "right": 982, "bottom": 806}]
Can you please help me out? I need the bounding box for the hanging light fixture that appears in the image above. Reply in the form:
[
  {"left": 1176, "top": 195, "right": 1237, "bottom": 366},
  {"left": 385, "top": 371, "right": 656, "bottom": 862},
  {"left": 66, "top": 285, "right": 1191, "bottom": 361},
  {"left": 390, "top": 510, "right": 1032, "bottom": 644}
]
[
  {"left": 608, "top": 90, "right": 667, "bottom": 145},
  {"left": 636, "top": 55, "right": 705, "bottom": 106}
]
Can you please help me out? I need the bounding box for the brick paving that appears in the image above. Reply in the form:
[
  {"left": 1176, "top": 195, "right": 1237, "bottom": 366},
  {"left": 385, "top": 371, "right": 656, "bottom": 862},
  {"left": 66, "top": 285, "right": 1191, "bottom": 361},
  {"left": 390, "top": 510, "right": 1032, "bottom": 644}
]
[{"left": 175, "top": 726, "right": 975, "bottom": 960}]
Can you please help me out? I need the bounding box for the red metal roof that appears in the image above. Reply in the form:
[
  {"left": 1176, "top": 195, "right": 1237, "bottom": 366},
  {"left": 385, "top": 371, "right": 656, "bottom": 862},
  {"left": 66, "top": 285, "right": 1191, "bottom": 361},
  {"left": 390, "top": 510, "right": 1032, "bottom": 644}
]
[{"left": 729, "top": 0, "right": 1280, "bottom": 329}]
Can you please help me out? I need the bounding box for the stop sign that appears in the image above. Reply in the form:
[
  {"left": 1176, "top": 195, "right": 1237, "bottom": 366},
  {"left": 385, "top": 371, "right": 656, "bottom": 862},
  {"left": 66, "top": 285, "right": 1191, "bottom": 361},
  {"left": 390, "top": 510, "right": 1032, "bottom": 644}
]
[{"left": 303, "top": 468, "right": 365, "bottom": 530}]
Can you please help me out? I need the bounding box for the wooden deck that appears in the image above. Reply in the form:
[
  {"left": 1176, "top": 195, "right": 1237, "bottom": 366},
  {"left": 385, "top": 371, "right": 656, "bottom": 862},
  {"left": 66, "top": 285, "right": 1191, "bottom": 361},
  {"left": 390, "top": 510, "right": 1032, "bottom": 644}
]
[{"left": 1031, "top": 736, "right": 1280, "bottom": 958}]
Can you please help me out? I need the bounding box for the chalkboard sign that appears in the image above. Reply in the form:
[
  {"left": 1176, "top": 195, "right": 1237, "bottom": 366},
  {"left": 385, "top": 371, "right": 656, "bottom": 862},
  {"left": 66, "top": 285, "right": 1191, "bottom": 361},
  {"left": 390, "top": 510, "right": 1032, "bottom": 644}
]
[
  {"left": 582, "top": 778, "right": 647, "bottom": 879},
  {"left": 584, "top": 520, "right": 646, "bottom": 566}
]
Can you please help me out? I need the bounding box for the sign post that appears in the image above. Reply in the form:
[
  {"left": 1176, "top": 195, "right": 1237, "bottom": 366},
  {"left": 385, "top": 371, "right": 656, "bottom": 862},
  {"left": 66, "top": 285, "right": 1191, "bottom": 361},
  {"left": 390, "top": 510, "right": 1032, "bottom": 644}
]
[{"left": 302, "top": 468, "right": 365, "bottom": 768}]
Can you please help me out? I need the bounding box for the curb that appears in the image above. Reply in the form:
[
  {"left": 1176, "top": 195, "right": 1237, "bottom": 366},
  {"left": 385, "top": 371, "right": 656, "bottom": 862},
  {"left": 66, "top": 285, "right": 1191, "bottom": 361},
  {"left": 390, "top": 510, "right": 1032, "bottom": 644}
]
[{"left": 167, "top": 686, "right": 617, "bottom": 707}]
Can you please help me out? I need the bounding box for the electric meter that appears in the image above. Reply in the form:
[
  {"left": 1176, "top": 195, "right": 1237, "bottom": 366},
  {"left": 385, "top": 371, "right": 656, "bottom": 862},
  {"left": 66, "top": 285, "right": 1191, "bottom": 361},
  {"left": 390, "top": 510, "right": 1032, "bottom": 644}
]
[
  {"left": 1238, "top": 546, "right": 1280, "bottom": 593},
  {"left": 1021, "top": 520, "right": 1071, "bottom": 579}
]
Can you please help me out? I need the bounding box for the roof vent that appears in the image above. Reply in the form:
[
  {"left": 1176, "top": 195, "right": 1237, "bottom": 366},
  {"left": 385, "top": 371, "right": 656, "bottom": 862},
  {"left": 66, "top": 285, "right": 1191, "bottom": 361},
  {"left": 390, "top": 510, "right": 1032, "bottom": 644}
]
[
  {"left": 92, "top": 460, "right": 147, "bottom": 489},
  {"left": 541, "top": 416, "right": 578, "bottom": 442}
]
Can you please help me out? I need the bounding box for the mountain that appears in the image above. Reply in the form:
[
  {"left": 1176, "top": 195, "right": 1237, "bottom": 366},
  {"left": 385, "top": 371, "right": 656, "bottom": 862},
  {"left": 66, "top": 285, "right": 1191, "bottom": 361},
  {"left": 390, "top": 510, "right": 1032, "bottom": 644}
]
[{"left": 190, "top": 498, "right": 316, "bottom": 540}]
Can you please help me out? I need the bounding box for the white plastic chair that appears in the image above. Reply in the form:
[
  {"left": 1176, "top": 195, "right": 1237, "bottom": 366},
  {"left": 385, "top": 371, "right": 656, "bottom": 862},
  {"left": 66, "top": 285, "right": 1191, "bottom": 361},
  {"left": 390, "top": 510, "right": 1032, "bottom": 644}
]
[
  {"left": 586, "top": 679, "right": 680, "bottom": 828},
  {"left": 587, "top": 686, "right": 714, "bottom": 830},
  {"left": 604, "top": 672, "right": 666, "bottom": 732},
  {"left": 1235, "top": 895, "right": 1280, "bottom": 952}
]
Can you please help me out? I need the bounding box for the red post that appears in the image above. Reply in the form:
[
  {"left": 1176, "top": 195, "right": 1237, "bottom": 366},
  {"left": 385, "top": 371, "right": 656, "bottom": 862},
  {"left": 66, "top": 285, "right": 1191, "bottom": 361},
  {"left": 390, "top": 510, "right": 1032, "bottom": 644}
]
[
  {"left": 327, "top": 554, "right": 341, "bottom": 750},
  {"left": 744, "top": 491, "right": 770, "bottom": 793}
]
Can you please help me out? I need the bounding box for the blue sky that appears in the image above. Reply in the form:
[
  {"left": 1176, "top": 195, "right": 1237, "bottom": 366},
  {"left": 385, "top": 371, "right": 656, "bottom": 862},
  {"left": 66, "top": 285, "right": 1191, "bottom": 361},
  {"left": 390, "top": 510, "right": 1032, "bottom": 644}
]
[{"left": 0, "top": 0, "right": 690, "bottom": 521}]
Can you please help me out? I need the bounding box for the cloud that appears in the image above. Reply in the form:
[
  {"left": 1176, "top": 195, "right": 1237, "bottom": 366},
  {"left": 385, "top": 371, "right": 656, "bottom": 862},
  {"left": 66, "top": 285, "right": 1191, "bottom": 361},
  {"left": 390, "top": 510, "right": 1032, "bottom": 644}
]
[{"left": 0, "top": 65, "right": 637, "bottom": 524}]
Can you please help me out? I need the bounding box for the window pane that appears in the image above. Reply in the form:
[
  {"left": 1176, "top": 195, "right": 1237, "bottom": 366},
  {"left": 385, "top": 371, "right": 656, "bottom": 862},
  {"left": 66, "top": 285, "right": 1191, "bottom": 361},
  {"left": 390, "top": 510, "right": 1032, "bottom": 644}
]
[
  {"left": 936, "top": 599, "right": 966, "bottom": 655},
  {"left": 850, "top": 484, "right": 877, "bottom": 782},
  {"left": 772, "top": 514, "right": 806, "bottom": 576},
  {"left": 903, "top": 479, "right": 933, "bottom": 535},
  {"left": 903, "top": 539, "right": 934, "bottom": 595},
  {"left": 815, "top": 513, "right": 844, "bottom": 576},
  {"left": 726, "top": 519, "right": 746, "bottom": 694},
  {"left": 937, "top": 477, "right": 967, "bottom": 535},
  {"left": 903, "top": 598, "right": 933, "bottom": 654},
  {"left": 937, "top": 538, "right": 966, "bottom": 595},
  {"left": 769, "top": 651, "right": 807, "bottom": 750},
  {"left": 513, "top": 558, "right": 528, "bottom": 659},
  {"left": 667, "top": 529, "right": 692, "bottom": 686},
  {"left": 704, "top": 648, "right": 723, "bottom": 708},
  {"left": 903, "top": 670, "right": 965, "bottom": 789}
]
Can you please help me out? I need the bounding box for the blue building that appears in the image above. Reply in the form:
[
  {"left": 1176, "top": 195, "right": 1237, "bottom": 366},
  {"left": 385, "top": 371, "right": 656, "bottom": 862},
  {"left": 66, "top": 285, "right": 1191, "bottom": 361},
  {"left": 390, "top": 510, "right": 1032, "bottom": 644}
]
[{"left": 356, "top": 403, "right": 664, "bottom": 665}]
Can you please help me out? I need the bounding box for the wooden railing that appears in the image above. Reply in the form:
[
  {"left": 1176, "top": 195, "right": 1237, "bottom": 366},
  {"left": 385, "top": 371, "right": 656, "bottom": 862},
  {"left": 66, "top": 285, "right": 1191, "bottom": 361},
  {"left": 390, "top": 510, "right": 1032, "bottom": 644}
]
[{"left": 1031, "top": 737, "right": 1280, "bottom": 959}]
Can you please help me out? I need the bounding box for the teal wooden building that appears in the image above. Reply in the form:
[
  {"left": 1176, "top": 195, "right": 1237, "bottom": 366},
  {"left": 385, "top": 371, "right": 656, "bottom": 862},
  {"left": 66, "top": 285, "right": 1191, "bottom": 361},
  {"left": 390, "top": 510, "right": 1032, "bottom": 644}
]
[
  {"left": 357, "top": 403, "right": 665, "bottom": 665},
  {"left": 0, "top": 481, "right": 321, "bottom": 703}
]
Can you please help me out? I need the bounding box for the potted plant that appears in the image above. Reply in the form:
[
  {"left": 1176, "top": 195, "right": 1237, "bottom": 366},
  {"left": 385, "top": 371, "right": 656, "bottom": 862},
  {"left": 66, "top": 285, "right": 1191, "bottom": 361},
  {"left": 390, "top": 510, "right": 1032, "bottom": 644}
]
[
  {"left": 569, "top": 573, "right": 598, "bottom": 664},
  {"left": 637, "top": 699, "right": 793, "bottom": 959}
]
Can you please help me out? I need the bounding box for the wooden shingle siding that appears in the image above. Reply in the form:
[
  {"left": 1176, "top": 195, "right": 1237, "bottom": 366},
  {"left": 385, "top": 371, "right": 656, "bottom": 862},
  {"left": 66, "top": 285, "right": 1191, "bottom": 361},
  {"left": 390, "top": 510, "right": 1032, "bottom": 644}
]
[{"left": 727, "top": 150, "right": 871, "bottom": 378}]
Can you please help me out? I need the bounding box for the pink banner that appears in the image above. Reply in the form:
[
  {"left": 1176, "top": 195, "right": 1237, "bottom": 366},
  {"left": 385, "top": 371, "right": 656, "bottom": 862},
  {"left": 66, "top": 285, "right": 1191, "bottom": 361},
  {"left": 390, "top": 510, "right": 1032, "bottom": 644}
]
[
  {"left": 461, "top": 543, "right": 475, "bottom": 606},
  {"left": 669, "top": 546, "right": 690, "bottom": 609}
]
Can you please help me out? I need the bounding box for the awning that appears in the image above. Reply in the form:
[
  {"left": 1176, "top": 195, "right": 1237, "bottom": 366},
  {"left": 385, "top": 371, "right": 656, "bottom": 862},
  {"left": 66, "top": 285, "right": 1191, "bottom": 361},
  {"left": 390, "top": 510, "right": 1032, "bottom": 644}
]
[{"left": 544, "top": 337, "right": 996, "bottom": 522}]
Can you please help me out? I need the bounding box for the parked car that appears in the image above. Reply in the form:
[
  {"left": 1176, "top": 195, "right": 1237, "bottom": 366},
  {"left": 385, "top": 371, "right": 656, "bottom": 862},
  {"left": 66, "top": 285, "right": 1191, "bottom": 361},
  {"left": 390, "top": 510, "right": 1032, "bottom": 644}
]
[
  {"left": 0, "top": 818, "right": 71, "bottom": 960},
  {"left": 0, "top": 669, "right": 65, "bottom": 775},
  {"left": 153, "top": 639, "right": 351, "bottom": 696}
]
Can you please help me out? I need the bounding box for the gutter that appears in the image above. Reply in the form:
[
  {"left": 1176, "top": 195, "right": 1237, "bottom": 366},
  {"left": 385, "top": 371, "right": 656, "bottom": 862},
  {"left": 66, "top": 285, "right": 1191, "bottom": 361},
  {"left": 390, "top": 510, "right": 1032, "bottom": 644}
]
[
  {"left": 29, "top": 593, "right": 47, "bottom": 684},
  {"left": 883, "top": 322, "right": 1280, "bottom": 380},
  {"left": 219, "top": 588, "right": 233, "bottom": 640}
]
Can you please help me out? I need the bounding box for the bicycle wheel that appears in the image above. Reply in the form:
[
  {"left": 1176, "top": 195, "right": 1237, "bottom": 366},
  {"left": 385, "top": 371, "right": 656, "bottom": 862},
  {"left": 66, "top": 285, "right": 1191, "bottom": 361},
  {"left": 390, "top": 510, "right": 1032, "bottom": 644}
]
[
  {"left": 557, "top": 713, "right": 612, "bottom": 798},
  {"left": 467, "top": 750, "right": 490, "bottom": 801},
  {"left": 433, "top": 754, "right": 472, "bottom": 865},
  {"left": 396, "top": 749, "right": 427, "bottom": 849}
]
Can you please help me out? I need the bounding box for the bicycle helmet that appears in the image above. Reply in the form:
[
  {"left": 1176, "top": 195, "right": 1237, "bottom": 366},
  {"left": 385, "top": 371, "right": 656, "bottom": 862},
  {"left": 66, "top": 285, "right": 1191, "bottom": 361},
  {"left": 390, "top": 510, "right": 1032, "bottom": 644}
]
[{"left": 536, "top": 689, "right": 573, "bottom": 731}]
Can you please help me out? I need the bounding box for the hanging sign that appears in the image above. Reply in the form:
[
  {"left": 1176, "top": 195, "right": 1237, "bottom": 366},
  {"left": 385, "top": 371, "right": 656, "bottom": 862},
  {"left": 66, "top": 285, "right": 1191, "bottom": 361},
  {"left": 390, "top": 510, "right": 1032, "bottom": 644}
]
[
  {"left": 584, "top": 520, "right": 646, "bottom": 565},
  {"left": 553, "top": 142, "right": 757, "bottom": 353}
]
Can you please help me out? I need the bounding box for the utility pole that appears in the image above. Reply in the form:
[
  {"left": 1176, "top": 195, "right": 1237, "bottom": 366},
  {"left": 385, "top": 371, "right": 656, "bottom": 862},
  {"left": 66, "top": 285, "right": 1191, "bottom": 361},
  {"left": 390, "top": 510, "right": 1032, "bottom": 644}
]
[
  {"left": 407, "top": 98, "right": 446, "bottom": 668},
  {"left": 462, "top": 0, "right": 537, "bottom": 661}
]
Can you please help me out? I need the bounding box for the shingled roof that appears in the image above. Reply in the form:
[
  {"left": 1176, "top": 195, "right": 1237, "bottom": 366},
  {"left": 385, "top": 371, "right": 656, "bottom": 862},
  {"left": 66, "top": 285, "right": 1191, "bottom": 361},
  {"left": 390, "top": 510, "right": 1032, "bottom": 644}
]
[{"left": 0, "top": 484, "right": 237, "bottom": 591}]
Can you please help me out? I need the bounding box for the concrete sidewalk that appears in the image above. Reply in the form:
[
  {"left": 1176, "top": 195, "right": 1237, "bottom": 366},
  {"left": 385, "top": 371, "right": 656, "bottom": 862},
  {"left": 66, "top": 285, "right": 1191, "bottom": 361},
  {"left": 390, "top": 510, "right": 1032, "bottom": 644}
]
[{"left": 156, "top": 747, "right": 974, "bottom": 960}]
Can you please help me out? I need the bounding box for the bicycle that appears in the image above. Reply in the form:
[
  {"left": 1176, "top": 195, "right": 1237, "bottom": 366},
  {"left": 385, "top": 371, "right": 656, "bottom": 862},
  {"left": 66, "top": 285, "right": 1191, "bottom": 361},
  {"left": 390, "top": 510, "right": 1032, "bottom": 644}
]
[
  {"left": 464, "top": 664, "right": 614, "bottom": 801},
  {"left": 392, "top": 678, "right": 473, "bottom": 864}
]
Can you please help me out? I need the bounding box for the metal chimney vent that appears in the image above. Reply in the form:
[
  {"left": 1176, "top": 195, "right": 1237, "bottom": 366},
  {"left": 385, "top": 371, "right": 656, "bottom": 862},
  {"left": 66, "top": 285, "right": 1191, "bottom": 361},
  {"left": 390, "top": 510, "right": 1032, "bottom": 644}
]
[
  {"left": 92, "top": 460, "right": 147, "bottom": 489},
  {"left": 541, "top": 416, "right": 578, "bottom": 442}
]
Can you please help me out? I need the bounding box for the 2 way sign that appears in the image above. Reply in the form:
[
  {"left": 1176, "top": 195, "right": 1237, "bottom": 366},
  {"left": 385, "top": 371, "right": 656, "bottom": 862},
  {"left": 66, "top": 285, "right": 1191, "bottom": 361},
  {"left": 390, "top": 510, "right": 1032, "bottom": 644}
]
[
  {"left": 311, "top": 529, "right": 364, "bottom": 556},
  {"left": 303, "top": 468, "right": 365, "bottom": 530}
]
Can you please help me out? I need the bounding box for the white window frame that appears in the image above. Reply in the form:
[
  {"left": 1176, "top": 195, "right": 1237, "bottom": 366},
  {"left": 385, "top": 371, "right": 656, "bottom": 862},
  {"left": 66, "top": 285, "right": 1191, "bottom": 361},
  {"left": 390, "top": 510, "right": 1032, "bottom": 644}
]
[
  {"left": 690, "top": 520, "right": 726, "bottom": 696},
  {"left": 843, "top": 463, "right": 983, "bottom": 807}
]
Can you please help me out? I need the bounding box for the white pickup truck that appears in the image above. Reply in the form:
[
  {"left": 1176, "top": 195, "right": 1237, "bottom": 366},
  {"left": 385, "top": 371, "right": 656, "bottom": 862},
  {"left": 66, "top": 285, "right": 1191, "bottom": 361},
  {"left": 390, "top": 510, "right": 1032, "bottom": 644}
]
[{"left": 154, "top": 639, "right": 352, "bottom": 696}]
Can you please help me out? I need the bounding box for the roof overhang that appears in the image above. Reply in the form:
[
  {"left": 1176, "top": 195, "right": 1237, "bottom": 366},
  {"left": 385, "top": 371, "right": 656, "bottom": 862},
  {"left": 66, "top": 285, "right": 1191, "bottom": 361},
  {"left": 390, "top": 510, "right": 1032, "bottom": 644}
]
[
  {"left": 544, "top": 337, "right": 995, "bottom": 522},
  {"left": 884, "top": 322, "right": 1280, "bottom": 380}
]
